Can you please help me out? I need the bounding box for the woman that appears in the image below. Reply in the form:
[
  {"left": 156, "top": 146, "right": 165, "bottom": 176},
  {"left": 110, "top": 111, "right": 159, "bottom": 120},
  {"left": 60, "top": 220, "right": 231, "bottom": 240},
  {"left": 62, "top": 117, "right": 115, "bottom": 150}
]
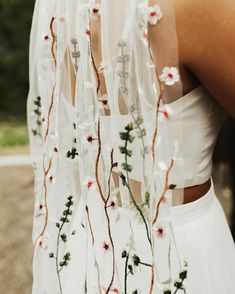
[{"left": 27, "top": 0, "right": 235, "bottom": 293}]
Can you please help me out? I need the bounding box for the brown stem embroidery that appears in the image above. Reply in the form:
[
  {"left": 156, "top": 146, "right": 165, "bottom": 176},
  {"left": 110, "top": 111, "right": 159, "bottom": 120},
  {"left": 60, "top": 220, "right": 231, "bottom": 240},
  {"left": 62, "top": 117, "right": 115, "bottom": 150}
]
[
  {"left": 152, "top": 159, "right": 174, "bottom": 225},
  {"left": 95, "top": 121, "right": 116, "bottom": 293},
  {"left": 50, "top": 16, "right": 57, "bottom": 68},
  {"left": 33, "top": 147, "right": 58, "bottom": 249}
]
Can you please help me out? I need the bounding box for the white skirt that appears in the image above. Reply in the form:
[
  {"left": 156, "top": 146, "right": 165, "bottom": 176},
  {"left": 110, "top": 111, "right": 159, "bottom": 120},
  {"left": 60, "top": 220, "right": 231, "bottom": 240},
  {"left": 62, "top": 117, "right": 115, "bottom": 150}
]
[{"left": 103, "top": 178, "right": 235, "bottom": 294}]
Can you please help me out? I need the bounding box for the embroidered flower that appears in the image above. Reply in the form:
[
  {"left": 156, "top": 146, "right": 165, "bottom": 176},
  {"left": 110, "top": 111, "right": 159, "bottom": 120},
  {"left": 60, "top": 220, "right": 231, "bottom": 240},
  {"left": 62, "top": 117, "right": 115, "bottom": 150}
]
[
  {"left": 85, "top": 29, "right": 91, "bottom": 41},
  {"left": 156, "top": 226, "right": 165, "bottom": 238},
  {"left": 147, "top": 5, "right": 163, "bottom": 25},
  {"left": 87, "top": 135, "right": 98, "bottom": 143},
  {"left": 47, "top": 173, "right": 55, "bottom": 183},
  {"left": 84, "top": 177, "right": 96, "bottom": 190},
  {"left": 98, "top": 94, "right": 109, "bottom": 110},
  {"left": 90, "top": 3, "right": 100, "bottom": 19},
  {"left": 44, "top": 34, "right": 50, "bottom": 41},
  {"left": 140, "top": 27, "right": 149, "bottom": 46},
  {"left": 41, "top": 117, "right": 48, "bottom": 127},
  {"left": 35, "top": 202, "right": 46, "bottom": 217},
  {"left": 102, "top": 241, "right": 110, "bottom": 252},
  {"left": 160, "top": 67, "right": 180, "bottom": 86},
  {"left": 159, "top": 104, "right": 174, "bottom": 120},
  {"left": 37, "top": 235, "right": 48, "bottom": 250}
]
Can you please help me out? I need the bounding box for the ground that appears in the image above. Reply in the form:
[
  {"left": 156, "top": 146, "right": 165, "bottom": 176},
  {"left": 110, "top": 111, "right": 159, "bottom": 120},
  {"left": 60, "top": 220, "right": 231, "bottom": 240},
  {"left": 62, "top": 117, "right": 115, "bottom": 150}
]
[{"left": 0, "top": 166, "right": 34, "bottom": 294}]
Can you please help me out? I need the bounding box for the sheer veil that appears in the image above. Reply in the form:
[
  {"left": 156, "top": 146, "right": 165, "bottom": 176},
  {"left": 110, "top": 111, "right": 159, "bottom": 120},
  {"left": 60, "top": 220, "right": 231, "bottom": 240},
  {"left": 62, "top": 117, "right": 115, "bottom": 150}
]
[{"left": 27, "top": 0, "right": 188, "bottom": 293}]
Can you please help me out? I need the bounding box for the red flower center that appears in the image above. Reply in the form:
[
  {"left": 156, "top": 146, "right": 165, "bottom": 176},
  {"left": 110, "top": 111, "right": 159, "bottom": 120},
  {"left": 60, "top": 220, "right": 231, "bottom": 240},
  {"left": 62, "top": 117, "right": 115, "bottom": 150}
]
[
  {"left": 102, "top": 99, "right": 108, "bottom": 105},
  {"left": 157, "top": 227, "right": 164, "bottom": 237},
  {"left": 44, "top": 35, "right": 49, "bottom": 41},
  {"left": 103, "top": 243, "right": 109, "bottom": 250},
  {"left": 39, "top": 204, "right": 43, "bottom": 210},
  {"left": 87, "top": 180, "right": 94, "bottom": 189},
  {"left": 87, "top": 135, "right": 95, "bottom": 142},
  {"left": 110, "top": 201, "right": 115, "bottom": 208},
  {"left": 167, "top": 73, "right": 173, "bottom": 79},
  {"left": 86, "top": 29, "right": 91, "bottom": 36},
  {"left": 150, "top": 11, "right": 157, "bottom": 17},
  {"left": 93, "top": 8, "right": 99, "bottom": 14},
  {"left": 163, "top": 111, "right": 169, "bottom": 118}
]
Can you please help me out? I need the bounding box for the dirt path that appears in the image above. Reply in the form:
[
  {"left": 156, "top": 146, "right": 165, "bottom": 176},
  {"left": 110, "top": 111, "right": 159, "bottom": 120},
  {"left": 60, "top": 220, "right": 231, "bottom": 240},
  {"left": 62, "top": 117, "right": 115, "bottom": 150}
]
[{"left": 0, "top": 166, "right": 34, "bottom": 294}]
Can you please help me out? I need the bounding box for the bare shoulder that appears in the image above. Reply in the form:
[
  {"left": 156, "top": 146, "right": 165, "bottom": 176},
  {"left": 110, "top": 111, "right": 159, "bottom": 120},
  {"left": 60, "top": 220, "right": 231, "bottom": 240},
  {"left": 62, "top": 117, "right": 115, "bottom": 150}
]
[{"left": 174, "top": 0, "right": 235, "bottom": 117}]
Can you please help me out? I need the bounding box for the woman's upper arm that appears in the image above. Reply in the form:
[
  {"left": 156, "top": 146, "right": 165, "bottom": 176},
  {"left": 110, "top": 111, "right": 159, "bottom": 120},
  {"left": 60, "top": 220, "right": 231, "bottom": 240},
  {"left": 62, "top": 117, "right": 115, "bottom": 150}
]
[{"left": 175, "top": 0, "right": 235, "bottom": 118}]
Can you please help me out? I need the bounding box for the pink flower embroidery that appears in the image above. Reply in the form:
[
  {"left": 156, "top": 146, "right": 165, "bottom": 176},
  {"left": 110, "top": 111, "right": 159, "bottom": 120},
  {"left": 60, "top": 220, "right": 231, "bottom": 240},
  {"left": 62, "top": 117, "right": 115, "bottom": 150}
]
[
  {"left": 84, "top": 177, "right": 96, "bottom": 190},
  {"left": 147, "top": 5, "right": 163, "bottom": 25},
  {"left": 160, "top": 67, "right": 180, "bottom": 86}
]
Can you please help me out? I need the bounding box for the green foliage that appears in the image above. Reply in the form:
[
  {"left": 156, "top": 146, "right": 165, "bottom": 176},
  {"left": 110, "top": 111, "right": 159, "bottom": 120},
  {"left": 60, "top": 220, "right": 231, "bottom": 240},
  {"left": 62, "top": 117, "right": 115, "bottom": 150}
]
[
  {"left": 0, "top": 0, "right": 35, "bottom": 121},
  {"left": 0, "top": 121, "right": 28, "bottom": 147}
]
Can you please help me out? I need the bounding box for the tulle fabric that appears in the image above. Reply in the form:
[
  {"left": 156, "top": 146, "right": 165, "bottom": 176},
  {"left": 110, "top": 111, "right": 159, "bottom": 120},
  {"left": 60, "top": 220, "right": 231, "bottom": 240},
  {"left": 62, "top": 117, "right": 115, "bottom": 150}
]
[{"left": 27, "top": 0, "right": 235, "bottom": 293}]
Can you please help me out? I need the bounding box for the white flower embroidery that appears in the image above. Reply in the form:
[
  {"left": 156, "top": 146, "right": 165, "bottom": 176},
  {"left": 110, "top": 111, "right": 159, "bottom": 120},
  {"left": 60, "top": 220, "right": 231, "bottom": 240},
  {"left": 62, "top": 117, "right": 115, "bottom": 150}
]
[
  {"left": 83, "top": 177, "right": 97, "bottom": 190},
  {"left": 35, "top": 202, "right": 46, "bottom": 217},
  {"left": 158, "top": 161, "right": 167, "bottom": 171},
  {"left": 147, "top": 5, "right": 163, "bottom": 25},
  {"left": 47, "top": 172, "right": 55, "bottom": 184},
  {"left": 90, "top": 3, "right": 100, "bottom": 19},
  {"left": 159, "top": 104, "right": 174, "bottom": 120},
  {"left": 37, "top": 235, "right": 49, "bottom": 250},
  {"left": 160, "top": 67, "right": 180, "bottom": 86}
]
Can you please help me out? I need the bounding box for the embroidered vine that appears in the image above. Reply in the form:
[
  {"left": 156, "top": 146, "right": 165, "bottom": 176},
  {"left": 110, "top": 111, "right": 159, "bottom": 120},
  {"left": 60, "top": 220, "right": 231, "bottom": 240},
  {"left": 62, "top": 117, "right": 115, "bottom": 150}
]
[
  {"left": 31, "top": 96, "right": 42, "bottom": 138},
  {"left": 95, "top": 120, "right": 117, "bottom": 293},
  {"left": 49, "top": 195, "right": 75, "bottom": 294},
  {"left": 117, "top": 40, "right": 129, "bottom": 96},
  {"left": 71, "top": 38, "right": 80, "bottom": 73},
  {"left": 119, "top": 122, "right": 151, "bottom": 245},
  {"left": 67, "top": 123, "right": 79, "bottom": 159}
]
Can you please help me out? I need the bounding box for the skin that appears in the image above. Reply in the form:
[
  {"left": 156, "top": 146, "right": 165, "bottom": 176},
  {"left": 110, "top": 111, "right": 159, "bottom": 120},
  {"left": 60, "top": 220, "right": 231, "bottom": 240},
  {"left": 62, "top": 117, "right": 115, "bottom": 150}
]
[{"left": 175, "top": 0, "right": 235, "bottom": 118}]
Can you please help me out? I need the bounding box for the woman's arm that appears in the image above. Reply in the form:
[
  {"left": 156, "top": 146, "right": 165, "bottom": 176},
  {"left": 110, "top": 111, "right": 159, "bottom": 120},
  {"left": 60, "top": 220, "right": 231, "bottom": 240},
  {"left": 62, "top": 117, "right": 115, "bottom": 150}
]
[{"left": 174, "top": 0, "right": 235, "bottom": 118}]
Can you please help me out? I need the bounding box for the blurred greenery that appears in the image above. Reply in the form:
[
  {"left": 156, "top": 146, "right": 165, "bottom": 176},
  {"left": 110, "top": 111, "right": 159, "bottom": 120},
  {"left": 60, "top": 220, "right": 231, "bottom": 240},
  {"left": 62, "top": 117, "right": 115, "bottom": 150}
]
[
  {"left": 0, "top": 121, "right": 28, "bottom": 147},
  {"left": 0, "top": 0, "right": 35, "bottom": 121}
]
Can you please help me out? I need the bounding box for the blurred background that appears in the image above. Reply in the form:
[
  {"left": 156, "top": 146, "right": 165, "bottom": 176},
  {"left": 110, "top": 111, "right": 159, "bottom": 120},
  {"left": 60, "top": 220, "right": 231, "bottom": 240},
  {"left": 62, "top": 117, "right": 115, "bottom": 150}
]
[{"left": 0, "top": 1, "right": 234, "bottom": 293}]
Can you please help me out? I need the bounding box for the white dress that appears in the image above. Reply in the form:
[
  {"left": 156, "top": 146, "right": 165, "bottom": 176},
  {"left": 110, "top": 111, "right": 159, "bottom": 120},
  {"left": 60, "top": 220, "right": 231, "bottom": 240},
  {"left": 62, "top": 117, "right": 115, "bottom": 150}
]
[{"left": 27, "top": 0, "right": 235, "bottom": 293}]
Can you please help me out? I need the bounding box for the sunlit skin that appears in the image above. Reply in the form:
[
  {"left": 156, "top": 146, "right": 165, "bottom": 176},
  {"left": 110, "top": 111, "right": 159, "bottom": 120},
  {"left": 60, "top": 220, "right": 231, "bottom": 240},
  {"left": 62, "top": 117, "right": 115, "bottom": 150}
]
[{"left": 149, "top": 0, "right": 235, "bottom": 118}]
